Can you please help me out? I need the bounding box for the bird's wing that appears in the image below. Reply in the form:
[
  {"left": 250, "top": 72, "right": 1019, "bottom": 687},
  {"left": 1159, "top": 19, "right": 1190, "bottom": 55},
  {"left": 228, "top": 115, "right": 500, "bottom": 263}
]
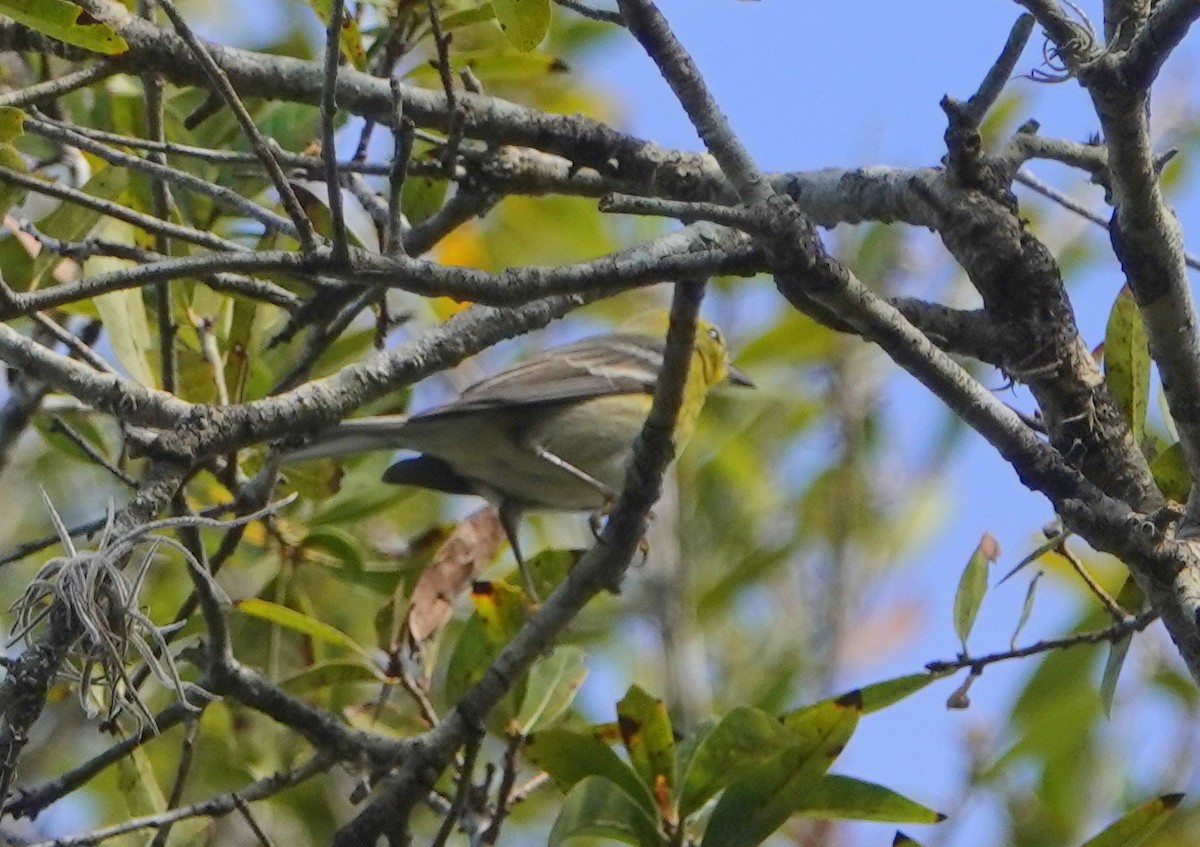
[{"left": 413, "top": 332, "right": 665, "bottom": 419}]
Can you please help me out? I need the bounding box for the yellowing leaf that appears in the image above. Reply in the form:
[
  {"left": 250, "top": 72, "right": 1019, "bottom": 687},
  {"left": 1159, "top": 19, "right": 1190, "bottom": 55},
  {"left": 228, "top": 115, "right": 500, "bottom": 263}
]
[
  {"left": 0, "top": 107, "right": 24, "bottom": 142},
  {"left": 492, "top": 0, "right": 551, "bottom": 51},
  {"left": 0, "top": 0, "right": 128, "bottom": 54}
]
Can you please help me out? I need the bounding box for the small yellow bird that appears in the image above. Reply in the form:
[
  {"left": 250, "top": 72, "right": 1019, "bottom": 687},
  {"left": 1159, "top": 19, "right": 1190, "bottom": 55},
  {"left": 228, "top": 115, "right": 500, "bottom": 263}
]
[{"left": 289, "top": 319, "right": 751, "bottom": 592}]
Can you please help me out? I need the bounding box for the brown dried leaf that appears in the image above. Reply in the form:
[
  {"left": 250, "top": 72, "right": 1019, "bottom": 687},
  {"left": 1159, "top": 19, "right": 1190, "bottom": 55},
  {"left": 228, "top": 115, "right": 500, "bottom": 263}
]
[{"left": 405, "top": 506, "right": 505, "bottom": 645}]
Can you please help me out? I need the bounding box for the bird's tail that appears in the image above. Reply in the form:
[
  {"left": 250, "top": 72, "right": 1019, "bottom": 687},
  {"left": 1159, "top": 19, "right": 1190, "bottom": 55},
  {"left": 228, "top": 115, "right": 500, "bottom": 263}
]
[{"left": 284, "top": 416, "right": 411, "bottom": 462}]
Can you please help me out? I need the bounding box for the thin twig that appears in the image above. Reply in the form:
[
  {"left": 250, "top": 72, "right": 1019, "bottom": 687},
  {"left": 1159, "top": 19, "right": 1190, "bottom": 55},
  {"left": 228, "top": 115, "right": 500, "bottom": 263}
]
[
  {"left": 0, "top": 63, "right": 118, "bottom": 108},
  {"left": 321, "top": 0, "right": 350, "bottom": 263},
  {"left": 1055, "top": 541, "right": 1127, "bottom": 621},
  {"left": 431, "top": 734, "right": 481, "bottom": 847},
  {"left": 233, "top": 794, "right": 279, "bottom": 847},
  {"left": 21, "top": 753, "right": 332, "bottom": 847},
  {"left": 926, "top": 609, "right": 1158, "bottom": 674},
  {"left": 138, "top": 0, "right": 179, "bottom": 395},
  {"left": 47, "top": 417, "right": 137, "bottom": 487},
  {"left": 1016, "top": 167, "right": 1200, "bottom": 271},
  {"left": 25, "top": 113, "right": 298, "bottom": 241}
]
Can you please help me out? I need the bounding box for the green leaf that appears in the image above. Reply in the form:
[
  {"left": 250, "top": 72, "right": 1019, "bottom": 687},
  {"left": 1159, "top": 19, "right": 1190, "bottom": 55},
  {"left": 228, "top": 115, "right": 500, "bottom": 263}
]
[
  {"left": 280, "top": 660, "right": 386, "bottom": 694},
  {"left": 0, "top": 107, "right": 24, "bottom": 142},
  {"left": 953, "top": 532, "right": 999, "bottom": 652},
  {"left": 796, "top": 775, "right": 945, "bottom": 824},
  {"left": 1099, "top": 633, "right": 1131, "bottom": 718},
  {"left": 854, "top": 673, "right": 948, "bottom": 715},
  {"left": 510, "top": 547, "right": 581, "bottom": 600},
  {"left": 526, "top": 728, "right": 657, "bottom": 818},
  {"left": 300, "top": 526, "right": 367, "bottom": 574},
  {"left": 117, "top": 745, "right": 167, "bottom": 817},
  {"left": 617, "top": 685, "right": 676, "bottom": 803},
  {"left": 1078, "top": 794, "right": 1183, "bottom": 847},
  {"left": 1010, "top": 570, "right": 1044, "bottom": 649},
  {"left": 443, "top": 614, "right": 494, "bottom": 706},
  {"left": 1150, "top": 441, "right": 1189, "bottom": 500},
  {"left": 1103, "top": 286, "right": 1151, "bottom": 443},
  {"left": 679, "top": 706, "right": 793, "bottom": 819},
  {"left": 0, "top": 143, "right": 28, "bottom": 215},
  {"left": 0, "top": 0, "right": 128, "bottom": 54},
  {"left": 492, "top": 0, "right": 551, "bottom": 51},
  {"left": 237, "top": 598, "right": 376, "bottom": 663},
  {"left": 517, "top": 645, "right": 587, "bottom": 734},
  {"left": 94, "top": 269, "right": 156, "bottom": 388},
  {"left": 548, "top": 776, "right": 664, "bottom": 847},
  {"left": 702, "top": 695, "right": 861, "bottom": 847},
  {"left": 442, "top": 5, "right": 497, "bottom": 31}
]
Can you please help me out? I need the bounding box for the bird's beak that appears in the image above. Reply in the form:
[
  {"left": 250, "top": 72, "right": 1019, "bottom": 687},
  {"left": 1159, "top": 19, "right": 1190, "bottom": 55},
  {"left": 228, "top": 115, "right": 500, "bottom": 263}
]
[{"left": 726, "top": 365, "right": 755, "bottom": 388}]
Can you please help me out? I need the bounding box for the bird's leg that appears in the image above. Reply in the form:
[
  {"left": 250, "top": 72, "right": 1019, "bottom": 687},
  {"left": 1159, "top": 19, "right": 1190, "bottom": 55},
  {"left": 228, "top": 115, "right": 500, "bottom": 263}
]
[
  {"left": 498, "top": 501, "right": 540, "bottom": 603},
  {"left": 530, "top": 447, "right": 657, "bottom": 567}
]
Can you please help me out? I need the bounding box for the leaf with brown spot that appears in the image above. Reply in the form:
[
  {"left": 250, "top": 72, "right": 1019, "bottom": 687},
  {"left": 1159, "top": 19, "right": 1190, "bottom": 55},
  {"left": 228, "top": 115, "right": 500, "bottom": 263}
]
[
  {"left": 617, "top": 685, "right": 677, "bottom": 813},
  {"left": 1079, "top": 793, "right": 1184, "bottom": 847}
]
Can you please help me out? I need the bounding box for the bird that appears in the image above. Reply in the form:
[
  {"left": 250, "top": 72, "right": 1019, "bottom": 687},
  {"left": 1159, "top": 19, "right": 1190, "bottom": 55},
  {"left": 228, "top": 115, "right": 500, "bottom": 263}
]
[{"left": 285, "top": 319, "right": 752, "bottom": 595}]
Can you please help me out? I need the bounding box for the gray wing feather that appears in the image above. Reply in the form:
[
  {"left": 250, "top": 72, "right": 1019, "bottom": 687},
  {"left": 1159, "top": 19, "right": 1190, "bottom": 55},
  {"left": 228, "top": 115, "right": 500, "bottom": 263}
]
[{"left": 412, "top": 332, "right": 664, "bottom": 420}]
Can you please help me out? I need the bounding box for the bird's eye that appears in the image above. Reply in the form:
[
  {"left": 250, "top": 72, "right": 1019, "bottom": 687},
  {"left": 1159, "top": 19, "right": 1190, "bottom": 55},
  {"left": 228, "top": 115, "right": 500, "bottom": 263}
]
[{"left": 707, "top": 326, "right": 721, "bottom": 342}]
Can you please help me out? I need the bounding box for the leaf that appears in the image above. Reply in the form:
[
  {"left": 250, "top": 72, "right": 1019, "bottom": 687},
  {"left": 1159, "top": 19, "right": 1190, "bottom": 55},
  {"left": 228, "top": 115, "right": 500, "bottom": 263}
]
[
  {"left": 1078, "top": 793, "right": 1183, "bottom": 847},
  {"left": 237, "top": 598, "right": 376, "bottom": 663},
  {"left": 798, "top": 673, "right": 948, "bottom": 724},
  {"left": 679, "top": 706, "right": 793, "bottom": 819},
  {"left": 526, "top": 728, "right": 657, "bottom": 818},
  {"left": 517, "top": 645, "right": 587, "bottom": 734},
  {"left": 492, "top": 0, "right": 551, "bottom": 51},
  {"left": 93, "top": 269, "right": 156, "bottom": 388},
  {"left": 0, "top": 0, "right": 128, "bottom": 54},
  {"left": 1103, "top": 286, "right": 1151, "bottom": 442},
  {"left": 280, "top": 660, "right": 386, "bottom": 694},
  {"left": 1099, "top": 633, "right": 1131, "bottom": 717},
  {"left": 117, "top": 745, "right": 167, "bottom": 816},
  {"left": 953, "top": 532, "right": 999, "bottom": 652},
  {"left": 471, "top": 578, "right": 531, "bottom": 645},
  {"left": 1010, "top": 570, "right": 1044, "bottom": 649},
  {"left": 442, "top": 579, "right": 532, "bottom": 722},
  {"left": 796, "top": 774, "right": 945, "bottom": 824},
  {"left": 1150, "top": 441, "right": 1189, "bottom": 501},
  {"left": 853, "top": 673, "right": 948, "bottom": 715},
  {"left": 300, "top": 525, "right": 366, "bottom": 574},
  {"left": 0, "top": 144, "right": 28, "bottom": 215},
  {"left": 406, "top": 507, "right": 506, "bottom": 644},
  {"left": 0, "top": 107, "right": 24, "bottom": 142},
  {"left": 548, "top": 776, "right": 664, "bottom": 847},
  {"left": 893, "top": 833, "right": 926, "bottom": 846},
  {"left": 617, "top": 685, "right": 676, "bottom": 809},
  {"left": 701, "top": 695, "right": 861, "bottom": 847},
  {"left": 508, "top": 547, "right": 581, "bottom": 601}
]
